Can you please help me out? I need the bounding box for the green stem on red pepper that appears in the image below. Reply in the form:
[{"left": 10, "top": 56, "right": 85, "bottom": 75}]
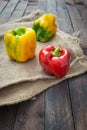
[{"left": 51, "top": 47, "right": 60, "bottom": 57}]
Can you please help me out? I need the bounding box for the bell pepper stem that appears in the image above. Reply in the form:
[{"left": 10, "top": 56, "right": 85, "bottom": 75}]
[{"left": 51, "top": 47, "right": 60, "bottom": 57}]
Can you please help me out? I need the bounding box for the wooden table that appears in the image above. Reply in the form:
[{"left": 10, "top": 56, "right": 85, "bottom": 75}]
[{"left": 0, "top": 0, "right": 87, "bottom": 130}]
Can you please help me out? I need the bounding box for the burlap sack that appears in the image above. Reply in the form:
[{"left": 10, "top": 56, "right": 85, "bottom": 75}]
[{"left": 0, "top": 10, "right": 87, "bottom": 106}]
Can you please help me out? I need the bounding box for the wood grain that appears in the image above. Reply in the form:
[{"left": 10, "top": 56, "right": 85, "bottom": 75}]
[
  {"left": 9, "top": 0, "right": 28, "bottom": 21},
  {"left": 66, "top": 3, "right": 87, "bottom": 130},
  {"left": 67, "top": 4, "right": 87, "bottom": 49},
  {"left": 45, "top": 81, "right": 74, "bottom": 130},
  {"left": 37, "top": 0, "right": 47, "bottom": 13},
  {"left": 0, "top": 105, "right": 18, "bottom": 130},
  {"left": 24, "top": 1, "right": 38, "bottom": 15},
  {"left": 68, "top": 73, "right": 87, "bottom": 130},
  {"left": 56, "top": 1, "right": 73, "bottom": 33},
  {"left": 13, "top": 93, "right": 45, "bottom": 130},
  {"left": 47, "top": 0, "right": 57, "bottom": 15},
  {"left": 0, "top": 0, "right": 19, "bottom": 24},
  {"left": 44, "top": 1, "right": 74, "bottom": 130},
  {"left": 76, "top": 4, "right": 87, "bottom": 27},
  {"left": 0, "top": 0, "right": 8, "bottom": 14}
]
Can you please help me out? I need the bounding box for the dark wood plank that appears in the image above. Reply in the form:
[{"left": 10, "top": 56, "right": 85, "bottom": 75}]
[
  {"left": 13, "top": 93, "right": 45, "bottom": 130},
  {"left": 68, "top": 73, "right": 87, "bottom": 130},
  {"left": 67, "top": 4, "right": 87, "bottom": 49},
  {"left": 56, "top": 1, "right": 73, "bottom": 33},
  {"left": 83, "top": 49, "right": 87, "bottom": 56},
  {"left": 0, "top": 105, "right": 18, "bottom": 130},
  {"left": 66, "top": 3, "right": 87, "bottom": 130},
  {"left": 76, "top": 4, "right": 87, "bottom": 27},
  {"left": 9, "top": 0, "right": 28, "bottom": 21},
  {"left": 1, "top": 0, "right": 19, "bottom": 15},
  {"left": 0, "top": 0, "right": 8, "bottom": 14},
  {"left": 0, "top": 0, "right": 19, "bottom": 24},
  {"left": 45, "top": 81, "right": 74, "bottom": 130},
  {"left": 45, "top": 1, "right": 74, "bottom": 130},
  {"left": 56, "top": 0, "right": 66, "bottom": 7},
  {"left": 37, "top": 0, "right": 47, "bottom": 13},
  {"left": 66, "top": 5, "right": 81, "bottom": 20},
  {"left": 24, "top": 1, "right": 38, "bottom": 15},
  {"left": 46, "top": 0, "right": 57, "bottom": 15},
  {"left": 70, "top": 20, "right": 87, "bottom": 49},
  {"left": 84, "top": 0, "right": 87, "bottom": 4}
]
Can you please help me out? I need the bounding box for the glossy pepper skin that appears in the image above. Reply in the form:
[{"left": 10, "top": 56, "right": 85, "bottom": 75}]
[
  {"left": 4, "top": 27, "right": 36, "bottom": 62},
  {"left": 39, "top": 45, "right": 71, "bottom": 78},
  {"left": 32, "top": 14, "right": 57, "bottom": 42}
]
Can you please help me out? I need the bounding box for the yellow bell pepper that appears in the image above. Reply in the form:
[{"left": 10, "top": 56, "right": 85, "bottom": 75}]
[
  {"left": 32, "top": 14, "right": 57, "bottom": 42},
  {"left": 4, "top": 27, "right": 36, "bottom": 62}
]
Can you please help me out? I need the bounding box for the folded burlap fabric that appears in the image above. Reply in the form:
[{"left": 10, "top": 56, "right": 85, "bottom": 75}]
[{"left": 0, "top": 10, "right": 87, "bottom": 106}]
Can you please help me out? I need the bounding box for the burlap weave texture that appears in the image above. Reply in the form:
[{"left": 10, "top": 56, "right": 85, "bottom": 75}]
[{"left": 0, "top": 10, "right": 87, "bottom": 106}]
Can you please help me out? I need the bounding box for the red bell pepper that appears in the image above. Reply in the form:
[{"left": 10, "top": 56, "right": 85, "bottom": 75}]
[{"left": 39, "top": 45, "right": 71, "bottom": 78}]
